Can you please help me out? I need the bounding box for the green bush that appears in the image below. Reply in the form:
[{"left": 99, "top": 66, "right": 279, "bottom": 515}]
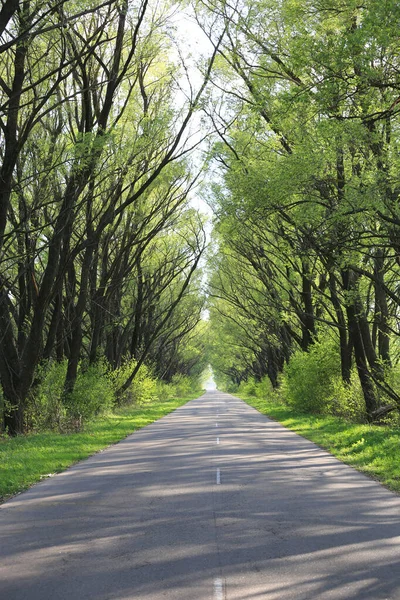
[
  {"left": 130, "top": 366, "right": 159, "bottom": 405},
  {"left": 224, "top": 381, "right": 239, "bottom": 393},
  {"left": 325, "top": 369, "right": 365, "bottom": 421},
  {"left": 156, "top": 374, "right": 202, "bottom": 401},
  {"left": 235, "top": 376, "right": 275, "bottom": 401},
  {"left": 169, "top": 374, "right": 193, "bottom": 397},
  {"left": 254, "top": 376, "right": 274, "bottom": 399},
  {"left": 282, "top": 339, "right": 340, "bottom": 413},
  {"left": 111, "top": 359, "right": 159, "bottom": 406},
  {"left": 20, "top": 356, "right": 204, "bottom": 434},
  {"left": 99, "top": 360, "right": 201, "bottom": 408},
  {"left": 237, "top": 377, "right": 257, "bottom": 397},
  {"left": 26, "top": 360, "right": 67, "bottom": 431},
  {"left": 109, "top": 358, "right": 136, "bottom": 405},
  {"left": 154, "top": 380, "right": 171, "bottom": 401},
  {"left": 66, "top": 359, "right": 115, "bottom": 424},
  {"left": 377, "top": 363, "right": 400, "bottom": 426},
  {"left": 26, "top": 359, "right": 116, "bottom": 432},
  {"left": 282, "top": 339, "right": 365, "bottom": 419}
]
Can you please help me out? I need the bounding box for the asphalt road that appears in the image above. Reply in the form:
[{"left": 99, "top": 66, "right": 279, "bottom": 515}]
[{"left": 1, "top": 391, "right": 400, "bottom": 599}]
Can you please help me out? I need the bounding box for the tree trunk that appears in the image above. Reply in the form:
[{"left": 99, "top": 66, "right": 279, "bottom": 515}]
[
  {"left": 328, "top": 273, "right": 351, "bottom": 383},
  {"left": 374, "top": 249, "right": 391, "bottom": 364},
  {"left": 342, "top": 269, "right": 378, "bottom": 417},
  {"left": 43, "top": 292, "right": 62, "bottom": 361},
  {"left": 299, "top": 261, "right": 316, "bottom": 351},
  {"left": 64, "top": 246, "right": 93, "bottom": 395}
]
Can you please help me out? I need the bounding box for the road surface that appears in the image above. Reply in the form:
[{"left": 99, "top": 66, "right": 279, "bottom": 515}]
[{"left": 1, "top": 391, "right": 400, "bottom": 599}]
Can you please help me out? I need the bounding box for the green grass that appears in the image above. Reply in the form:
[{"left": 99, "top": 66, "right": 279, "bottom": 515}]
[
  {"left": 240, "top": 395, "right": 400, "bottom": 494},
  {"left": 0, "top": 392, "right": 201, "bottom": 502}
]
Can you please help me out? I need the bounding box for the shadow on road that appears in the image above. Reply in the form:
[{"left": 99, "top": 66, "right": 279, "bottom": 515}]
[{"left": 1, "top": 391, "right": 399, "bottom": 599}]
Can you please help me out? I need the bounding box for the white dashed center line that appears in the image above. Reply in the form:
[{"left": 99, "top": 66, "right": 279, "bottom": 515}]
[
  {"left": 216, "top": 437, "right": 220, "bottom": 445},
  {"left": 213, "top": 577, "right": 224, "bottom": 600},
  {"left": 216, "top": 468, "right": 221, "bottom": 485}
]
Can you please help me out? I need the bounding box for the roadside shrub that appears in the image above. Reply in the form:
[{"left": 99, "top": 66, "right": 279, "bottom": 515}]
[
  {"left": 282, "top": 339, "right": 341, "bottom": 414},
  {"left": 111, "top": 359, "right": 159, "bottom": 405},
  {"left": 282, "top": 339, "right": 366, "bottom": 420},
  {"left": 25, "top": 359, "right": 116, "bottom": 432},
  {"left": 24, "top": 356, "right": 204, "bottom": 434},
  {"left": 65, "top": 360, "right": 115, "bottom": 427},
  {"left": 255, "top": 376, "right": 274, "bottom": 399},
  {"left": 154, "top": 380, "right": 171, "bottom": 401},
  {"left": 110, "top": 358, "right": 136, "bottom": 405},
  {"left": 325, "top": 369, "right": 365, "bottom": 421},
  {"left": 225, "top": 381, "right": 239, "bottom": 393},
  {"left": 169, "top": 374, "right": 194, "bottom": 397},
  {"left": 238, "top": 377, "right": 257, "bottom": 397},
  {"left": 26, "top": 360, "right": 67, "bottom": 431},
  {"left": 235, "top": 376, "right": 275, "bottom": 400},
  {"left": 377, "top": 363, "right": 400, "bottom": 426},
  {"left": 156, "top": 374, "right": 202, "bottom": 401},
  {"left": 130, "top": 366, "right": 159, "bottom": 405}
]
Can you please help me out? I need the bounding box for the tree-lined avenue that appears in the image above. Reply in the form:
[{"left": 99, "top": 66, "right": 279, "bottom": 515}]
[{"left": 1, "top": 391, "right": 400, "bottom": 599}]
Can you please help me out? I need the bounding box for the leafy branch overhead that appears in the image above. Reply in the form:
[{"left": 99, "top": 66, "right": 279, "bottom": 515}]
[
  {"left": 0, "top": 0, "right": 214, "bottom": 434},
  {"left": 202, "top": 0, "right": 400, "bottom": 421},
  {"left": 2, "top": 0, "right": 400, "bottom": 434}
]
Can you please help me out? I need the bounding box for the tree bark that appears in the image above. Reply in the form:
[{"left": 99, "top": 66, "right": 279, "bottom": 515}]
[
  {"left": 300, "top": 261, "right": 316, "bottom": 351},
  {"left": 342, "top": 269, "right": 378, "bottom": 417},
  {"left": 328, "top": 273, "right": 351, "bottom": 383},
  {"left": 374, "top": 249, "right": 391, "bottom": 364}
]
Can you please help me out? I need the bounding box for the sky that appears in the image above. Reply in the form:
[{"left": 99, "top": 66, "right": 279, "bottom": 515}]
[{"left": 170, "top": 4, "right": 216, "bottom": 219}]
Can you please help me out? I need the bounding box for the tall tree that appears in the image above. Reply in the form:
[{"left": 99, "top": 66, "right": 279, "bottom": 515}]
[
  {"left": 201, "top": 0, "right": 400, "bottom": 419},
  {"left": 0, "top": 0, "right": 219, "bottom": 433}
]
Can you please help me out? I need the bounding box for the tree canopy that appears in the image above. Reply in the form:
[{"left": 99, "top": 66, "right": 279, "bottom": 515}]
[
  {"left": 2, "top": 0, "right": 400, "bottom": 433},
  {"left": 202, "top": 0, "right": 400, "bottom": 421},
  {"left": 0, "top": 0, "right": 216, "bottom": 433}
]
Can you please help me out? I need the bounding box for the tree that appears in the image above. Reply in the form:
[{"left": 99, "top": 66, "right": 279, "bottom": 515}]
[
  {"left": 0, "top": 0, "right": 219, "bottom": 434},
  {"left": 201, "top": 0, "right": 400, "bottom": 419}
]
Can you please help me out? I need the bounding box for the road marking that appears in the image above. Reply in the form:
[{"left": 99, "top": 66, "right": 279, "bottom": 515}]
[
  {"left": 213, "top": 577, "right": 224, "bottom": 600},
  {"left": 216, "top": 423, "right": 218, "bottom": 427},
  {"left": 216, "top": 437, "right": 220, "bottom": 445},
  {"left": 216, "top": 468, "right": 221, "bottom": 484}
]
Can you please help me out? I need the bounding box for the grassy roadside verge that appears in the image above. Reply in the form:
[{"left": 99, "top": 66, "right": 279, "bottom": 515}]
[
  {"left": 0, "top": 392, "right": 201, "bottom": 503},
  {"left": 240, "top": 395, "right": 400, "bottom": 494}
]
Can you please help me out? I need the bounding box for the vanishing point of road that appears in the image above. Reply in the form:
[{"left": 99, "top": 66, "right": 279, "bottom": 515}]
[{"left": 1, "top": 391, "right": 400, "bottom": 599}]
